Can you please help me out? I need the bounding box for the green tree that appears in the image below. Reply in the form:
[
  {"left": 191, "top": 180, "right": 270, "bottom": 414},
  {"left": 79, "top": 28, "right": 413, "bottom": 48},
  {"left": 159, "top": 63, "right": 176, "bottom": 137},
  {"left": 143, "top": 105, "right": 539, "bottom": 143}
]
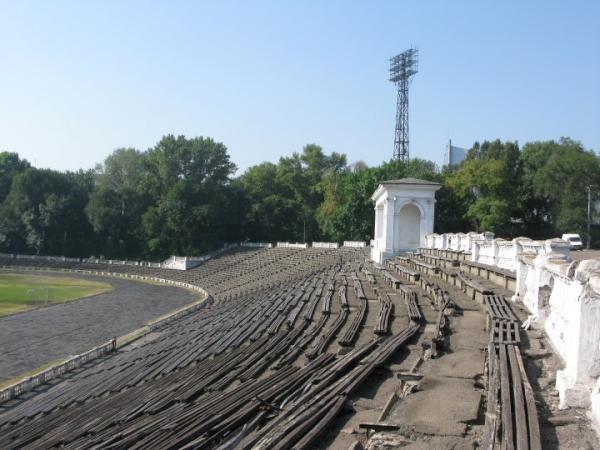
[
  {"left": 240, "top": 162, "right": 290, "bottom": 241},
  {"left": 317, "top": 158, "right": 440, "bottom": 241},
  {"left": 86, "top": 148, "right": 150, "bottom": 258},
  {"left": 0, "top": 168, "right": 94, "bottom": 255},
  {"left": 142, "top": 135, "right": 237, "bottom": 257},
  {"left": 520, "top": 138, "right": 600, "bottom": 238},
  {"left": 446, "top": 140, "right": 521, "bottom": 234},
  {"left": 0, "top": 152, "right": 30, "bottom": 203},
  {"left": 240, "top": 144, "right": 347, "bottom": 242},
  {"left": 434, "top": 167, "right": 471, "bottom": 233}
]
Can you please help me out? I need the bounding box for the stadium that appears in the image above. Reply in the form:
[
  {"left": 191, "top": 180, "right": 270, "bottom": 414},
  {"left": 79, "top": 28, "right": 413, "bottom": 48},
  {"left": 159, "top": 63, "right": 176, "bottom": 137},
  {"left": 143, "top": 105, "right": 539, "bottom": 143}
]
[
  {"left": 1, "top": 228, "right": 599, "bottom": 449},
  {"left": 1, "top": 3, "right": 599, "bottom": 449}
]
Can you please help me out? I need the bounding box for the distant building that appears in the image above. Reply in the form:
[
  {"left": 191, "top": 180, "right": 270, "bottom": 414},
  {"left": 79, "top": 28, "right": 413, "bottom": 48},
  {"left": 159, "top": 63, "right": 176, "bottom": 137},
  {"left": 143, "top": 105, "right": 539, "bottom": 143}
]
[{"left": 443, "top": 139, "right": 468, "bottom": 166}]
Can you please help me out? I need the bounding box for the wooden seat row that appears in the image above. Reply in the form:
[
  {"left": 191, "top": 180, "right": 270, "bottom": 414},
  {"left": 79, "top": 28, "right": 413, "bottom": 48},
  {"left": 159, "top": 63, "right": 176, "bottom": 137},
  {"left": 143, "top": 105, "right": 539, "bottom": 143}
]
[
  {"left": 483, "top": 343, "right": 541, "bottom": 450},
  {"left": 416, "top": 252, "right": 459, "bottom": 269},
  {"left": 459, "top": 260, "right": 516, "bottom": 291},
  {"left": 456, "top": 272, "right": 494, "bottom": 303}
]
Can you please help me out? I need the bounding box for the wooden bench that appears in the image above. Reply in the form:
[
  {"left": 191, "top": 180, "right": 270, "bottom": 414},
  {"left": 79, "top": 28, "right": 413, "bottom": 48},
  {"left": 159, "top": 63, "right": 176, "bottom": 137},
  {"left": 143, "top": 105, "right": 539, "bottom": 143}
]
[
  {"left": 390, "top": 263, "right": 420, "bottom": 283},
  {"left": 408, "top": 259, "right": 440, "bottom": 277},
  {"left": 484, "top": 294, "right": 518, "bottom": 322},
  {"left": 381, "top": 270, "right": 402, "bottom": 289},
  {"left": 489, "top": 319, "right": 521, "bottom": 345},
  {"left": 437, "top": 266, "right": 459, "bottom": 285},
  {"left": 484, "top": 344, "right": 541, "bottom": 450},
  {"left": 435, "top": 249, "right": 471, "bottom": 261},
  {"left": 459, "top": 260, "right": 516, "bottom": 291},
  {"left": 456, "top": 273, "right": 494, "bottom": 303},
  {"left": 374, "top": 293, "right": 393, "bottom": 335},
  {"left": 417, "top": 253, "right": 459, "bottom": 269},
  {"left": 399, "top": 287, "right": 421, "bottom": 323}
]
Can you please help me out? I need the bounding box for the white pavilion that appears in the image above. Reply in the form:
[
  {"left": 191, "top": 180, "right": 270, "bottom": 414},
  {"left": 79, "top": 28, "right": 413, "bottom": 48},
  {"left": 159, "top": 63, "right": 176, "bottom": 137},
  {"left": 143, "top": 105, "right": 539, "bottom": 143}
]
[{"left": 370, "top": 178, "right": 441, "bottom": 264}]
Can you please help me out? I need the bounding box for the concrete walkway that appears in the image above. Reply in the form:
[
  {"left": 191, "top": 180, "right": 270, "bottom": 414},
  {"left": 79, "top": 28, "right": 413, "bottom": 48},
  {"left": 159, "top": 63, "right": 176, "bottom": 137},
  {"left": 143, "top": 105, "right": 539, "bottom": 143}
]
[
  {"left": 389, "top": 291, "right": 487, "bottom": 447},
  {"left": 0, "top": 271, "right": 197, "bottom": 381}
]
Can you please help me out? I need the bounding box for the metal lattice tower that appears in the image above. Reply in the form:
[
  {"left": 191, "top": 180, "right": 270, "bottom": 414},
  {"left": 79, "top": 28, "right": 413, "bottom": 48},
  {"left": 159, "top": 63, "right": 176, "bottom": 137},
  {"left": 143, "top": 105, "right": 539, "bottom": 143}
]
[{"left": 389, "top": 48, "right": 418, "bottom": 162}]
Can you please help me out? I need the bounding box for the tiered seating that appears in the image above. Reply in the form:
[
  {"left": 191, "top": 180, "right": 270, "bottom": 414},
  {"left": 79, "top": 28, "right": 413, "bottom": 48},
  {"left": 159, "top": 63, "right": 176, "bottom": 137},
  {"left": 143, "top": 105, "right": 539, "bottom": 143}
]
[
  {"left": 338, "top": 273, "right": 368, "bottom": 346},
  {"left": 1, "top": 246, "right": 431, "bottom": 449},
  {"left": 389, "top": 252, "right": 541, "bottom": 449},
  {"left": 417, "top": 248, "right": 516, "bottom": 292},
  {"left": 374, "top": 292, "right": 393, "bottom": 335},
  {"left": 417, "top": 252, "right": 459, "bottom": 269},
  {"left": 459, "top": 260, "right": 517, "bottom": 291},
  {"left": 482, "top": 295, "right": 540, "bottom": 450},
  {"left": 485, "top": 294, "right": 520, "bottom": 345},
  {"left": 386, "top": 260, "right": 420, "bottom": 283},
  {"left": 398, "top": 285, "right": 422, "bottom": 323}
]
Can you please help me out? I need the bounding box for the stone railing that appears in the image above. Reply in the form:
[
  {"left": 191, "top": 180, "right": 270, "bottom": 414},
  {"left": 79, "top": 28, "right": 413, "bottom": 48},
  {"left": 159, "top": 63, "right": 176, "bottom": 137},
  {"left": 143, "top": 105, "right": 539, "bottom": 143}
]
[
  {"left": 427, "top": 232, "right": 494, "bottom": 252},
  {"left": 496, "top": 239, "right": 517, "bottom": 270},
  {"left": 12, "top": 254, "right": 81, "bottom": 263},
  {"left": 276, "top": 242, "right": 309, "bottom": 249},
  {"left": 343, "top": 241, "right": 367, "bottom": 248},
  {"left": 434, "top": 233, "right": 447, "bottom": 249},
  {"left": 312, "top": 242, "right": 340, "bottom": 249},
  {"left": 458, "top": 233, "right": 472, "bottom": 252},
  {"left": 425, "top": 234, "right": 435, "bottom": 249},
  {"left": 162, "top": 243, "right": 243, "bottom": 270},
  {"left": 495, "top": 237, "right": 542, "bottom": 271},
  {"left": 519, "top": 240, "right": 546, "bottom": 256},
  {"left": 0, "top": 338, "right": 117, "bottom": 405},
  {"left": 1, "top": 253, "right": 153, "bottom": 267},
  {"left": 2, "top": 253, "right": 165, "bottom": 269},
  {"left": 476, "top": 239, "right": 498, "bottom": 266},
  {"left": 424, "top": 232, "right": 600, "bottom": 427},
  {"left": 514, "top": 254, "right": 600, "bottom": 426},
  {"left": 449, "top": 233, "right": 468, "bottom": 251},
  {"left": 240, "top": 242, "right": 272, "bottom": 248},
  {"left": 160, "top": 256, "right": 189, "bottom": 270},
  {"left": 424, "top": 233, "right": 570, "bottom": 273},
  {"left": 445, "top": 233, "right": 457, "bottom": 250},
  {"left": 2, "top": 243, "right": 253, "bottom": 272}
]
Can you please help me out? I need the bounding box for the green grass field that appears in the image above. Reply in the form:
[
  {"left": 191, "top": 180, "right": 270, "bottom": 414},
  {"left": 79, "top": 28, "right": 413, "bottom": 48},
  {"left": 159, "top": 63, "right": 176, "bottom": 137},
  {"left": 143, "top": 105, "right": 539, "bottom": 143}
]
[{"left": 0, "top": 273, "right": 113, "bottom": 317}]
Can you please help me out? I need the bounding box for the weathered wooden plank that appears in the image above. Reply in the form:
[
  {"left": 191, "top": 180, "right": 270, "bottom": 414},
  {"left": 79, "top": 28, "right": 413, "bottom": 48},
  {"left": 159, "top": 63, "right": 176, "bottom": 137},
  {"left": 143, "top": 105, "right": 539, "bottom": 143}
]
[
  {"left": 482, "top": 344, "right": 499, "bottom": 450},
  {"left": 507, "top": 344, "right": 529, "bottom": 450},
  {"left": 499, "top": 344, "right": 514, "bottom": 450},
  {"left": 515, "top": 347, "right": 542, "bottom": 450}
]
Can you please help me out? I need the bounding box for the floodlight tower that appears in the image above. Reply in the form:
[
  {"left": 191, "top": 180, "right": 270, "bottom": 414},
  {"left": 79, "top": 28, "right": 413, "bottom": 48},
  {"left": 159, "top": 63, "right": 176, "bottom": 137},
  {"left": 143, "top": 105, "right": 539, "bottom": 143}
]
[{"left": 389, "top": 48, "right": 418, "bottom": 162}]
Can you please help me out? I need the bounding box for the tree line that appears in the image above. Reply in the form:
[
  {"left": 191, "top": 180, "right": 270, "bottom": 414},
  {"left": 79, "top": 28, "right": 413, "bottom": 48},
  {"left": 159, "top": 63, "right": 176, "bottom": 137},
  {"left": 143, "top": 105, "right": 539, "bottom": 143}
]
[{"left": 0, "top": 135, "right": 598, "bottom": 259}]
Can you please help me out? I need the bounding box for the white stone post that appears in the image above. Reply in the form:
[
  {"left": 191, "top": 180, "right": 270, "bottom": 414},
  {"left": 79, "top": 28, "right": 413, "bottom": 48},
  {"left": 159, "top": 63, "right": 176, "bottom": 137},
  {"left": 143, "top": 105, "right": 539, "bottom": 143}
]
[
  {"left": 553, "top": 262, "right": 600, "bottom": 408},
  {"left": 471, "top": 240, "right": 480, "bottom": 262},
  {"left": 544, "top": 238, "right": 572, "bottom": 260},
  {"left": 491, "top": 239, "right": 503, "bottom": 267}
]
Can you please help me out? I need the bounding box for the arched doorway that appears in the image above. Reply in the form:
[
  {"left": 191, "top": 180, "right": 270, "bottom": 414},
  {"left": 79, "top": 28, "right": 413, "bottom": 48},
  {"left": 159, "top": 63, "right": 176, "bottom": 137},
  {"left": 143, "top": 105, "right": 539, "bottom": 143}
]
[{"left": 394, "top": 203, "right": 421, "bottom": 250}]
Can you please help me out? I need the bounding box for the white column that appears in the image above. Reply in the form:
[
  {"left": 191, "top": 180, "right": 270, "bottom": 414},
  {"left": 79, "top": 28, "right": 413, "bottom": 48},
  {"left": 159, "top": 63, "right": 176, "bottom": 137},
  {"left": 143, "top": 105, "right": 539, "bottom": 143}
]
[
  {"left": 419, "top": 200, "right": 431, "bottom": 248},
  {"left": 383, "top": 197, "right": 396, "bottom": 252},
  {"left": 374, "top": 207, "right": 381, "bottom": 244}
]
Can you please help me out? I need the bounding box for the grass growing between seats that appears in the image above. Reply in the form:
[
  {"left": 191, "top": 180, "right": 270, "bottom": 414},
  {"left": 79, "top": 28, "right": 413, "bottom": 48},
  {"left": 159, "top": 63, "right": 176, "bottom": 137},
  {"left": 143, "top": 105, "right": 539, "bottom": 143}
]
[{"left": 0, "top": 273, "right": 113, "bottom": 317}]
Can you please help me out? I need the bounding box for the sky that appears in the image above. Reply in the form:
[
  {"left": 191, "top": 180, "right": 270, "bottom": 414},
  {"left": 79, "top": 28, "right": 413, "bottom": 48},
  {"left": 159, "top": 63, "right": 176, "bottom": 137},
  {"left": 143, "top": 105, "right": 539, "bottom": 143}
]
[{"left": 0, "top": 0, "right": 599, "bottom": 174}]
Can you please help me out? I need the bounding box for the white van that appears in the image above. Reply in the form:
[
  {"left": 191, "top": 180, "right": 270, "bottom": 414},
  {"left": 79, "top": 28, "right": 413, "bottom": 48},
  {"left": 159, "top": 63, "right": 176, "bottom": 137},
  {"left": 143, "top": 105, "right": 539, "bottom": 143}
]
[{"left": 562, "top": 233, "right": 584, "bottom": 250}]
